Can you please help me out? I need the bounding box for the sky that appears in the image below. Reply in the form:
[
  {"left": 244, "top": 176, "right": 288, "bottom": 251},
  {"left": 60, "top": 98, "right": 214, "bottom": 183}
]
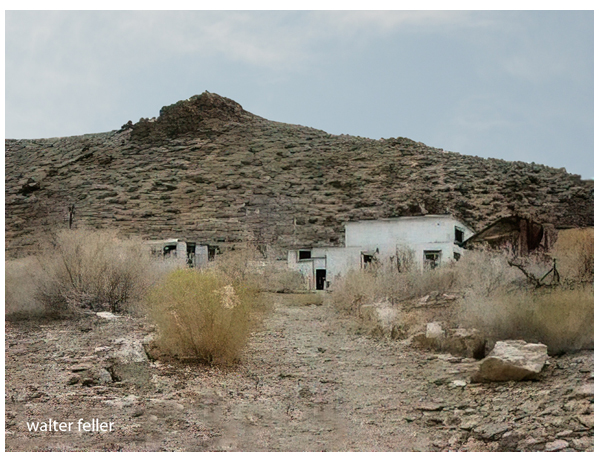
[{"left": 4, "top": 9, "right": 595, "bottom": 179}]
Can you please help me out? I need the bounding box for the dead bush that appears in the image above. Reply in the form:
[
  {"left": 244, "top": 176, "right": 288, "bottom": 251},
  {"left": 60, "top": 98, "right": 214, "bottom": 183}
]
[
  {"left": 331, "top": 260, "right": 459, "bottom": 313},
  {"left": 145, "top": 268, "right": 267, "bottom": 364},
  {"left": 5, "top": 256, "right": 52, "bottom": 319},
  {"left": 34, "top": 229, "right": 156, "bottom": 313},
  {"left": 459, "top": 286, "right": 594, "bottom": 355},
  {"left": 552, "top": 228, "right": 594, "bottom": 282},
  {"left": 261, "top": 267, "right": 306, "bottom": 293},
  {"left": 331, "top": 268, "right": 378, "bottom": 314}
]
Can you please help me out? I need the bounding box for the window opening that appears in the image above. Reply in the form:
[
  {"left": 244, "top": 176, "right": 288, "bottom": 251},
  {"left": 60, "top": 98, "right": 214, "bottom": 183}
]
[
  {"left": 424, "top": 250, "right": 441, "bottom": 269},
  {"left": 299, "top": 250, "right": 312, "bottom": 260}
]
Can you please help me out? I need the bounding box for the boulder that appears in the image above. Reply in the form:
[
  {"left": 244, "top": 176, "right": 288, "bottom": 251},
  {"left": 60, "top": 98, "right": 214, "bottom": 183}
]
[
  {"left": 411, "top": 325, "right": 486, "bottom": 359},
  {"left": 442, "top": 328, "right": 486, "bottom": 359},
  {"left": 426, "top": 322, "right": 444, "bottom": 339},
  {"left": 471, "top": 340, "right": 548, "bottom": 383}
]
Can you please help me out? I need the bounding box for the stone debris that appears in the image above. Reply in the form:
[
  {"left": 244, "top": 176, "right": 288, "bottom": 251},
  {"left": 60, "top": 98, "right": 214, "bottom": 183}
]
[
  {"left": 5, "top": 300, "right": 594, "bottom": 452},
  {"left": 412, "top": 325, "right": 485, "bottom": 359},
  {"left": 96, "top": 311, "right": 121, "bottom": 320},
  {"left": 426, "top": 322, "right": 444, "bottom": 339},
  {"left": 545, "top": 439, "right": 569, "bottom": 452},
  {"left": 471, "top": 340, "right": 548, "bottom": 382},
  {"left": 571, "top": 384, "right": 594, "bottom": 399}
]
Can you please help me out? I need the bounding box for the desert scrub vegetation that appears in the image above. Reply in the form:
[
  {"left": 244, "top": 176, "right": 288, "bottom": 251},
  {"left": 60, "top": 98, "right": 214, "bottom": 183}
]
[
  {"left": 459, "top": 285, "right": 593, "bottom": 355},
  {"left": 551, "top": 227, "right": 594, "bottom": 282},
  {"left": 5, "top": 229, "right": 160, "bottom": 318},
  {"left": 331, "top": 260, "right": 459, "bottom": 315},
  {"left": 145, "top": 268, "right": 269, "bottom": 364},
  {"left": 331, "top": 245, "right": 593, "bottom": 354},
  {"left": 5, "top": 256, "right": 49, "bottom": 319}
]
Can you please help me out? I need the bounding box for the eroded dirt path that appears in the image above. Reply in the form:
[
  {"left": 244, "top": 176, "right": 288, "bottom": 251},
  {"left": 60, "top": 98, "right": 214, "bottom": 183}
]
[{"left": 5, "top": 297, "right": 594, "bottom": 451}]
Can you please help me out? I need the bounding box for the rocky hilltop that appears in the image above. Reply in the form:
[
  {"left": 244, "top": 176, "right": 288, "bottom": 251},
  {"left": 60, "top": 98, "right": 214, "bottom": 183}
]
[{"left": 5, "top": 92, "right": 594, "bottom": 256}]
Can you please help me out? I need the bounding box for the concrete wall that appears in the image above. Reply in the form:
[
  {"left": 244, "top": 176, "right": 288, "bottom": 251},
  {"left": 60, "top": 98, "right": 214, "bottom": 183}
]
[
  {"left": 195, "top": 245, "right": 209, "bottom": 267},
  {"left": 345, "top": 215, "right": 474, "bottom": 270},
  {"left": 288, "top": 247, "right": 363, "bottom": 289}
]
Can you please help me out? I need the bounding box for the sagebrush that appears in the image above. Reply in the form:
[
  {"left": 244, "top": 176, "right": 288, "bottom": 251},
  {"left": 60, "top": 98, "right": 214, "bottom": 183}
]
[
  {"left": 146, "top": 268, "right": 268, "bottom": 364},
  {"left": 14, "top": 229, "right": 159, "bottom": 315}
]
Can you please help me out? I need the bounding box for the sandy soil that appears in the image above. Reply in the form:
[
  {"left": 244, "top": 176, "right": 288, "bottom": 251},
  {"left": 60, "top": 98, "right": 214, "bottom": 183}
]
[{"left": 5, "top": 295, "right": 594, "bottom": 451}]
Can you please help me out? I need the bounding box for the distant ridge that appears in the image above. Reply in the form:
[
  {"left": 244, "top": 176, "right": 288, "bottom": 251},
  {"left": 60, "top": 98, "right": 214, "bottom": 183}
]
[{"left": 5, "top": 92, "right": 593, "bottom": 256}]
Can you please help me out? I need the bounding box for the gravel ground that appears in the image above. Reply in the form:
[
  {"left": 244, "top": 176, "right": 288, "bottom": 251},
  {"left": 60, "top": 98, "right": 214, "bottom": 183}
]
[{"left": 5, "top": 295, "right": 594, "bottom": 451}]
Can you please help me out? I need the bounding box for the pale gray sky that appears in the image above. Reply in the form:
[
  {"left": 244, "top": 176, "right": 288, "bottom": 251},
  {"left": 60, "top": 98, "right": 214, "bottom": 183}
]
[{"left": 4, "top": 10, "right": 594, "bottom": 178}]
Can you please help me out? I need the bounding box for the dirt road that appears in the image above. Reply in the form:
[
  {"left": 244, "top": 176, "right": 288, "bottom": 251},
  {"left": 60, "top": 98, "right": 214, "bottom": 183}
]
[{"left": 5, "top": 296, "right": 594, "bottom": 451}]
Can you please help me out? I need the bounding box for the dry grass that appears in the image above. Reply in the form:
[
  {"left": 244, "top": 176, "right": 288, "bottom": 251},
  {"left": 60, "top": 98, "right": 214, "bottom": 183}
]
[
  {"left": 5, "top": 229, "right": 161, "bottom": 318},
  {"left": 331, "top": 261, "right": 459, "bottom": 313},
  {"left": 5, "top": 256, "right": 49, "bottom": 319},
  {"left": 552, "top": 228, "right": 594, "bottom": 282},
  {"left": 145, "top": 268, "right": 268, "bottom": 364},
  {"left": 278, "top": 293, "right": 324, "bottom": 306},
  {"left": 459, "top": 286, "right": 594, "bottom": 355},
  {"left": 332, "top": 245, "right": 593, "bottom": 355}
]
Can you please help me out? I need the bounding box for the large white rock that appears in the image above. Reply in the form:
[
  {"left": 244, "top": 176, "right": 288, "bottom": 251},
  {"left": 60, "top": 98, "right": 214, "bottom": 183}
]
[
  {"left": 426, "top": 322, "right": 445, "bottom": 339},
  {"left": 471, "top": 340, "right": 548, "bottom": 382}
]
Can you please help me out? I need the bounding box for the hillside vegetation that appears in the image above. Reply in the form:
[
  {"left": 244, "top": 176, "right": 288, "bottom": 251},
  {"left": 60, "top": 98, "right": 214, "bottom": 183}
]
[{"left": 5, "top": 92, "right": 593, "bottom": 257}]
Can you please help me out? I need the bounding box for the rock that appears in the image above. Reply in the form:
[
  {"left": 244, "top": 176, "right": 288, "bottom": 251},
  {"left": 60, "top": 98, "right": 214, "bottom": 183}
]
[
  {"left": 67, "top": 375, "right": 80, "bottom": 385},
  {"left": 70, "top": 363, "right": 93, "bottom": 372},
  {"left": 473, "top": 423, "right": 510, "bottom": 441},
  {"left": 104, "top": 395, "right": 138, "bottom": 408},
  {"left": 459, "top": 420, "right": 479, "bottom": 431},
  {"left": 97, "top": 368, "right": 113, "bottom": 384},
  {"left": 443, "top": 328, "right": 486, "bottom": 359},
  {"left": 415, "top": 402, "right": 444, "bottom": 411},
  {"left": 450, "top": 380, "right": 467, "bottom": 388},
  {"left": 571, "top": 384, "right": 594, "bottom": 400},
  {"left": 426, "top": 322, "right": 444, "bottom": 339},
  {"left": 412, "top": 327, "right": 485, "bottom": 359},
  {"left": 111, "top": 338, "right": 148, "bottom": 363},
  {"left": 545, "top": 440, "right": 569, "bottom": 452},
  {"left": 571, "top": 436, "right": 593, "bottom": 451},
  {"left": 96, "top": 311, "right": 121, "bottom": 319},
  {"left": 471, "top": 340, "right": 548, "bottom": 382},
  {"left": 360, "top": 301, "right": 401, "bottom": 338},
  {"left": 576, "top": 415, "right": 594, "bottom": 428},
  {"left": 518, "top": 437, "right": 546, "bottom": 451},
  {"left": 499, "top": 430, "right": 523, "bottom": 451}
]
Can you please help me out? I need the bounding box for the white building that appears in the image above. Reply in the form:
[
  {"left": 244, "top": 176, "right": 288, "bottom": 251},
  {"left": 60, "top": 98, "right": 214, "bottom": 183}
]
[
  {"left": 144, "top": 239, "right": 211, "bottom": 268},
  {"left": 288, "top": 215, "right": 474, "bottom": 290}
]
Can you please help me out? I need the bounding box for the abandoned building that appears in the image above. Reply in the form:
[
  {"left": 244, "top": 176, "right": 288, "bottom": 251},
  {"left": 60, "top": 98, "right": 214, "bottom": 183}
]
[
  {"left": 288, "top": 215, "right": 474, "bottom": 290},
  {"left": 461, "top": 215, "right": 555, "bottom": 256},
  {"left": 145, "top": 239, "right": 219, "bottom": 268}
]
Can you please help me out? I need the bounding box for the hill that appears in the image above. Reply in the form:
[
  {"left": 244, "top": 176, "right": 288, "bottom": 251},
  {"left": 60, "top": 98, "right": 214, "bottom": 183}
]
[{"left": 5, "top": 91, "right": 593, "bottom": 257}]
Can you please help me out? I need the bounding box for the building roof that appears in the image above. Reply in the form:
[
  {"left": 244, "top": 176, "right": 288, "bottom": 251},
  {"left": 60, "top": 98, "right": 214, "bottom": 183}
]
[{"left": 346, "top": 214, "right": 474, "bottom": 231}]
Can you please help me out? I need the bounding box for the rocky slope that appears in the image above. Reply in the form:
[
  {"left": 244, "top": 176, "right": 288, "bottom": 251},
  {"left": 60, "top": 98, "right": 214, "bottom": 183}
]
[{"left": 5, "top": 91, "right": 593, "bottom": 256}]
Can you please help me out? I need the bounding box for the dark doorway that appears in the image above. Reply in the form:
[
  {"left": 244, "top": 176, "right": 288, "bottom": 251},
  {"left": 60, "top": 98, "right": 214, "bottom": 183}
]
[
  {"left": 186, "top": 243, "right": 196, "bottom": 267},
  {"left": 315, "top": 269, "right": 326, "bottom": 290}
]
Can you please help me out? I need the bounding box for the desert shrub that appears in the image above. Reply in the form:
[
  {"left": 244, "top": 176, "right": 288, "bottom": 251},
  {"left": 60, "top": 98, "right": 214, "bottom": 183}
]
[
  {"left": 455, "top": 250, "right": 524, "bottom": 296},
  {"left": 331, "top": 268, "right": 378, "bottom": 314},
  {"left": 209, "top": 245, "right": 264, "bottom": 284},
  {"left": 261, "top": 267, "right": 306, "bottom": 293},
  {"left": 552, "top": 228, "right": 594, "bottom": 282},
  {"left": 331, "top": 260, "right": 459, "bottom": 313},
  {"left": 5, "top": 256, "right": 51, "bottom": 319},
  {"left": 34, "top": 229, "right": 156, "bottom": 313},
  {"left": 145, "top": 268, "right": 267, "bottom": 364},
  {"left": 459, "top": 286, "right": 594, "bottom": 355}
]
